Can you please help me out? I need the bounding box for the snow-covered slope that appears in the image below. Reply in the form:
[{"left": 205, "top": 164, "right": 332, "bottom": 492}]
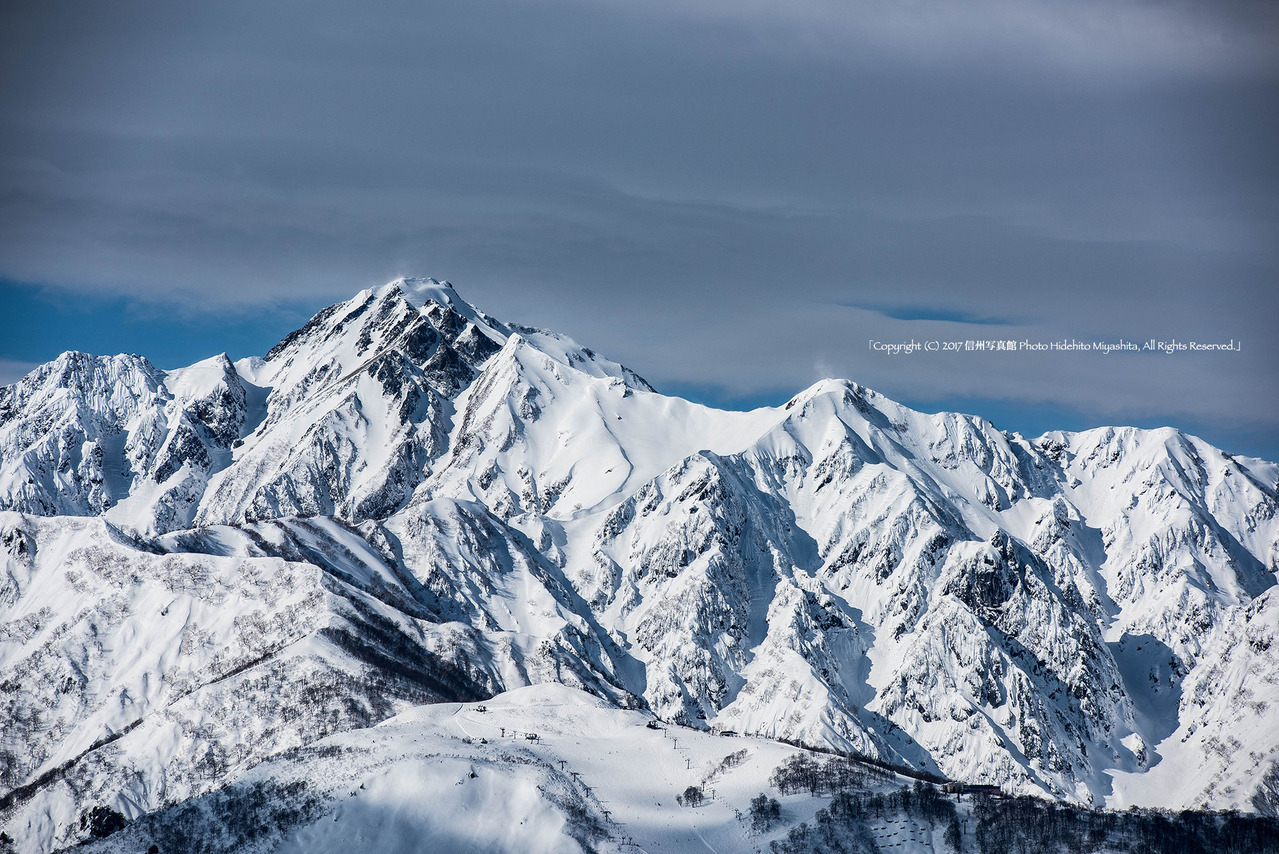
[
  {"left": 1, "top": 277, "right": 1276, "bottom": 852},
  {"left": 59, "top": 683, "right": 952, "bottom": 854}
]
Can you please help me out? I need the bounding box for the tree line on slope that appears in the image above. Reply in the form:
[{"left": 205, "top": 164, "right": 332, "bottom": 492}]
[{"left": 757, "top": 751, "right": 1279, "bottom": 854}]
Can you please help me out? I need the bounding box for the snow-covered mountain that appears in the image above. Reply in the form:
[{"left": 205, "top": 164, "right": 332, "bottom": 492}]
[{"left": 1, "top": 278, "right": 1276, "bottom": 853}]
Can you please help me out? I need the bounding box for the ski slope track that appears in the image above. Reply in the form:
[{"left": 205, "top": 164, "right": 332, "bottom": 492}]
[{"left": 1, "top": 278, "right": 1276, "bottom": 853}]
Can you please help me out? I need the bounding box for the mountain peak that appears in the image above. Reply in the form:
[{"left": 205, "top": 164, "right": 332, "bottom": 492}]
[
  {"left": 384, "top": 276, "right": 458, "bottom": 309},
  {"left": 376, "top": 276, "right": 505, "bottom": 336}
]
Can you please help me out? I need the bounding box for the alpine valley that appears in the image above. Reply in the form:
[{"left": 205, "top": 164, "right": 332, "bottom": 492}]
[{"left": 2, "top": 278, "right": 1277, "bottom": 853}]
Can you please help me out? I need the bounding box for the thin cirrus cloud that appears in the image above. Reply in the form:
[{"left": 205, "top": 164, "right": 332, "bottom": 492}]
[
  {"left": 840, "top": 302, "right": 1022, "bottom": 327},
  {"left": 609, "top": 0, "right": 1279, "bottom": 77},
  {"left": 0, "top": 0, "right": 1275, "bottom": 459}
]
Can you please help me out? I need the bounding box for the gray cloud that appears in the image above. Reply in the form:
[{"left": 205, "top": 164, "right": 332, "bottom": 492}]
[
  {"left": 605, "top": 0, "right": 1279, "bottom": 78},
  {"left": 1, "top": 0, "right": 1276, "bottom": 453},
  {"left": 0, "top": 359, "right": 40, "bottom": 386}
]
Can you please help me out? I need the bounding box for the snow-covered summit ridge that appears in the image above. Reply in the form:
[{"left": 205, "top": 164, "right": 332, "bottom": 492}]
[
  {"left": 380, "top": 276, "right": 497, "bottom": 330},
  {"left": 388, "top": 275, "right": 458, "bottom": 305}
]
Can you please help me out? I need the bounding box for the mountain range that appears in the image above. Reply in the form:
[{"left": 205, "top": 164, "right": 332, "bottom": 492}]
[{"left": 2, "top": 278, "right": 1276, "bottom": 853}]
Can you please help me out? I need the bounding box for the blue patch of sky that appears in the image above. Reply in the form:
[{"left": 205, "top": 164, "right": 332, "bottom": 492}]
[
  {"left": 658, "top": 381, "right": 796, "bottom": 413},
  {"left": 0, "top": 281, "right": 311, "bottom": 370}
]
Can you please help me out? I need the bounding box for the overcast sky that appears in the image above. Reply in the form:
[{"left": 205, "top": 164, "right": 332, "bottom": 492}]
[{"left": 2, "top": 0, "right": 1277, "bottom": 459}]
